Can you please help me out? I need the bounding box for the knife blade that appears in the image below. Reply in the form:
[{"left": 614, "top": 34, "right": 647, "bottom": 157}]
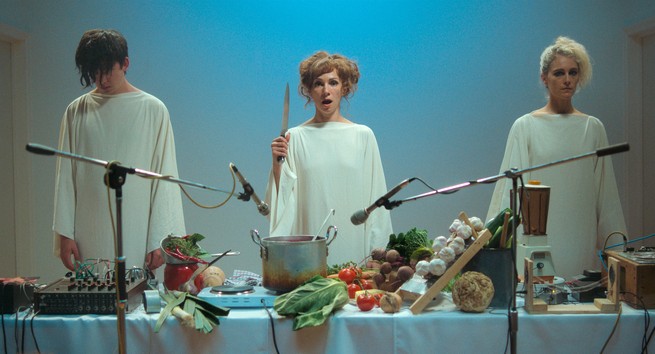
[{"left": 278, "top": 83, "right": 290, "bottom": 163}]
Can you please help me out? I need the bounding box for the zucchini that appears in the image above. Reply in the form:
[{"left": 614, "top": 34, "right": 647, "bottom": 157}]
[
  {"left": 487, "top": 225, "right": 504, "bottom": 248},
  {"left": 485, "top": 210, "right": 521, "bottom": 249},
  {"left": 484, "top": 207, "right": 511, "bottom": 235}
]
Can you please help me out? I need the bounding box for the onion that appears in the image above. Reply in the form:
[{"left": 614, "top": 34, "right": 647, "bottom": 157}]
[{"left": 379, "top": 292, "right": 403, "bottom": 313}]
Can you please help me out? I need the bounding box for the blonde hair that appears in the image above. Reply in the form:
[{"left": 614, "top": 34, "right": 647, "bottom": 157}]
[
  {"left": 540, "top": 36, "right": 592, "bottom": 88},
  {"left": 299, "top": 51, "right": 360, "bottom": 105}
]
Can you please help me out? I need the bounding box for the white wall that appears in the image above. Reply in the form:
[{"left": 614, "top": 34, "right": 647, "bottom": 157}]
[{"left": 1, "top": 0, "right": 653, "bottom": 283}]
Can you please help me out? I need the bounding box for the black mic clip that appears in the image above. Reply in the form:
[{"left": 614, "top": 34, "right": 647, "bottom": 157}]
[
  {"left": 237, "top": 182, "right": 255, "bottom": 202},
  {"left": 383, "top": 198, "right": 402, "bottom": 210}
]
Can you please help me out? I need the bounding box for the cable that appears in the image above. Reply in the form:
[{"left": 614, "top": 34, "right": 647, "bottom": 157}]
[
  {"left": 1, "top": 283, "right": 6, "bottom": 354},
  {"left": 412, "top": 176, "right": 437, "bottom": 191},
  {"left": 598, "top": 232, "right": 655, "bottom": 271},
  {"left": 261, "top": 299, "right": 281, "bottom": 354},
  {"left": 19, "top": 307, "right": 28, "bottom": 353},
  {"left": 177, "top": 164, "right": 237, "bottom": 209},
  {"left": 599, "top": 301, "right": 622, "bottom": 353},
  {"left": 13, "top": 307, "right": 20, "bottom": 353},
  {"left": 30, "top": 310, "right": 40, "bottom": 354}
]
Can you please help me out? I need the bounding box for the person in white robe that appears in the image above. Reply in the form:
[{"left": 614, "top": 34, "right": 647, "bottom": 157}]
[
  {"left": 266, "top": 51, "right": 393, "bottom": 266},
  {"left": 487, "top": 37, "right": 626, "bottom": 279},
  {"left": 53, "top": 29, "right": 186, "bottom": 274}
]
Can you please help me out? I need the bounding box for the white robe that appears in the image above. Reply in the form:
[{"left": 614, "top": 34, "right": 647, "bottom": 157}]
[
  {"left": 486, "top": 113, "right": 626, "bottom": 278},
  {"left": 265, "top": 122, "right": 394, "bottom": 266},
  {"left": 53, "top": 91, "right": 186, "bottom": 270}
]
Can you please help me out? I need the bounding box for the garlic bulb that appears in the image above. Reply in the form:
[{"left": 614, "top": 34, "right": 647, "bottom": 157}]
[
  {"left": 456, "top": 224, "right": 473, "bottom": 240},
  {"left": 449, "top": 237, "right": 466, "bottom": 255},
  {"left": 469, "top": 217, "right": 484, "bottom": 232},
  {"left": 449, "top": 219, "right": 462, "bottom": 233},
  {"left": 432, "top": 235, "right": 448, "bottom": 253},
  {"left": 449, "top": 236, "right": 465, "bottom": 247},
  {"left": 438, "top": 246, "right": 456, "bottom": 263},
  {"left": 429, "top": 258, "right": 447, "bottom": 276},
  {"left": 415, "top": 260, "right": 431, "bottom": 276}
]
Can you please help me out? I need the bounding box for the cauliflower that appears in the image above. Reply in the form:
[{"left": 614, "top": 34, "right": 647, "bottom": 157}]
[{"left": 452, "top": 271, "right": 494, "bottom": 313}]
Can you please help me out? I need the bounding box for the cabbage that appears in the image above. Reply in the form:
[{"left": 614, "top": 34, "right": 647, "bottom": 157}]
[
  {"left": 273, "top": 276, "right": 349, "bottom": 330},
  {"left": 385, "top": 227, "right": 432, "bottom": 262}
]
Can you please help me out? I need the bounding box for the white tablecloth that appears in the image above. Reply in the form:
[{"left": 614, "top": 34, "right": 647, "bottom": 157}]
[{"left": 3, "top": 295, "right": 653, "bottom": 354}]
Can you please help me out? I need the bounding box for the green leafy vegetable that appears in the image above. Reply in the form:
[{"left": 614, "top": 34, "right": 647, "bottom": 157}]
[
  {"left": 327, "top": 261, "right": 358, "bottom": 275},
  {"left": 274, "top": 275, "right": 349, "bottom": 330},
  {"left": 165, "top": 233, "right": 209, "bottom": 262},
  {"left": 386, "top": 227, "right": 432, "bottom": 261}
]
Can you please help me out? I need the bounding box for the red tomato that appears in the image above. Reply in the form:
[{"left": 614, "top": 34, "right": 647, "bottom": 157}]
[
  {"left": 356, "top": 291, "right": 376, "bottom": 312},
  {"left": 194, "top": 273, "right": 205, "bottom": 291},
  {"left": 338, "top": 268, "right": 357, "bottom": 284},
  {"left": 359, "top": 279, "right": 373, "bottom": 290},
  {"left": 373, "top": 293, "right": 384, "bottom": 306},
  {"left": 347, "top": 283, "right": 362, "bottom": 299}
]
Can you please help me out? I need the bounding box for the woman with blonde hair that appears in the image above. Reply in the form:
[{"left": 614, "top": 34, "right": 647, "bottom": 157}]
[{"left": 486, "top": 36, "right": 626, "bottom": 279}]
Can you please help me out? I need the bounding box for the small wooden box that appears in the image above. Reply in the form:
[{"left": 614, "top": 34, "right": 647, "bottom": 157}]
[{"left": 605, "top": 251, "right": 655, "bottom": 309}]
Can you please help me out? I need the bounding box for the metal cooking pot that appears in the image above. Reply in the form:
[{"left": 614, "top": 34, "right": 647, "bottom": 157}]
[{"left": 251, "top": 226, "right": 337, "bottom": 293}]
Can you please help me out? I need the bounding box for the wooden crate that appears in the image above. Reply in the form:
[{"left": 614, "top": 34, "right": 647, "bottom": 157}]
[{"left": 605, "top": 250, "right": 655, "bottom": 309}]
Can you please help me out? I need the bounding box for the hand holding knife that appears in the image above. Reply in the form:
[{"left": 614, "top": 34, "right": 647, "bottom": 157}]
[{"left": 277, "top": 83, "right": 290, "bottom": 164}]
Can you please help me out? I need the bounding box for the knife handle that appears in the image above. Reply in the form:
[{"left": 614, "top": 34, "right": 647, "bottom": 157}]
[{"left": 277, "top": 132, "right": 287, "bottom": 163}]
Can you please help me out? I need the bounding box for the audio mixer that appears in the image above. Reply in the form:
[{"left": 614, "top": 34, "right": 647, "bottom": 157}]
[{"left": 34, "top": 277, "right": 147, "bottom": 314}]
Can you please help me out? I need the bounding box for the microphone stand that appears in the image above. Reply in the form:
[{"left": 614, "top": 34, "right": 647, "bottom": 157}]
[
  {"left": 384, "top": 142, "right": 629, "bottom": 354},
  {"left": 26, "top": 143, "right": 227, "bottom": 354}
]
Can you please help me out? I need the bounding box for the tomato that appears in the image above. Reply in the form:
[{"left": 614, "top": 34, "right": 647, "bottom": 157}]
[
  {"left": 359, "top": 279, "right": 374, "bottom": 290},
  {"left": 373, "top": 293, "right": 384, "bottom": 306},
  {"left": 338, "top": 268, "right": 357, "bottom": 284},
  {"left": 356, "top": 291, "right": 376, "bottom": 312},
  {"left": 194, "top": 273, "right": 205, "bottom": 291},
  {"left": 347, "top": 283, "right": 362, "bottom": 299}
]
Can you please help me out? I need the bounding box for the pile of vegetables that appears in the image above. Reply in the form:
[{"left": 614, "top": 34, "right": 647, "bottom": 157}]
[
  {"left": 384, "top": 227, "right": 432, "bottom": 263},
  {"left": 162, "top": 233, "right": 226, "bottom": 295},
  {"left": 353, "top": 228, "right": 432, "bottom": 292},
  {"left": 331, "top": 264, "right": 403, "bottom": 313},
  {"left": 412, "top": 215, "right": 484, "bottom": 285}
]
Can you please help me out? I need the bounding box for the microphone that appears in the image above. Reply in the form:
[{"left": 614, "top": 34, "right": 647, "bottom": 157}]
[
  {"left": 351, "top": 178, "right": 415, "bottom": 225},
  {"left": 26, "top": 143, "right": 56, "bottom": 156},
  {"left": 229, "top": 163, "right": 270, "bottom": 216},
  {"left": 596, "top": 142, "right": 629, "bottom": 157}
]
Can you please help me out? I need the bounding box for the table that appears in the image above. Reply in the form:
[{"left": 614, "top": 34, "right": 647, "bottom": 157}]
[{"left": 3, "top": 295, "right": 653, "bottom": 354}]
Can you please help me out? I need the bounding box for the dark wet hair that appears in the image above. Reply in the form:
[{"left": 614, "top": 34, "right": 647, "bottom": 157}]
[{"left": 75, "top": 29, "right": 128, "bottom": 88}]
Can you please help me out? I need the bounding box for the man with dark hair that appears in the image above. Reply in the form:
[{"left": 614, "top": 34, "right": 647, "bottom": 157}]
[{"left": 53, "top": 29, "right": 186, "bottom": 274}]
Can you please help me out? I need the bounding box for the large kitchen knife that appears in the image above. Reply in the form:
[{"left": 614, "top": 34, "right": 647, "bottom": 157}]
[{"left": 277, "top": 83, "right": 289, "bottom": 163}]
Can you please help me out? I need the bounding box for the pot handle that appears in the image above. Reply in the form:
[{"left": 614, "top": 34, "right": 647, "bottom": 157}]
[
  {"left": 250, "top": 229, "right": 263, "bottom": 248},
  {"left": 250, "top": 229, "right": 267, "bottom": 260},
  {"left": 325, "top": 225, "right": 338, "bottom": 246}
]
